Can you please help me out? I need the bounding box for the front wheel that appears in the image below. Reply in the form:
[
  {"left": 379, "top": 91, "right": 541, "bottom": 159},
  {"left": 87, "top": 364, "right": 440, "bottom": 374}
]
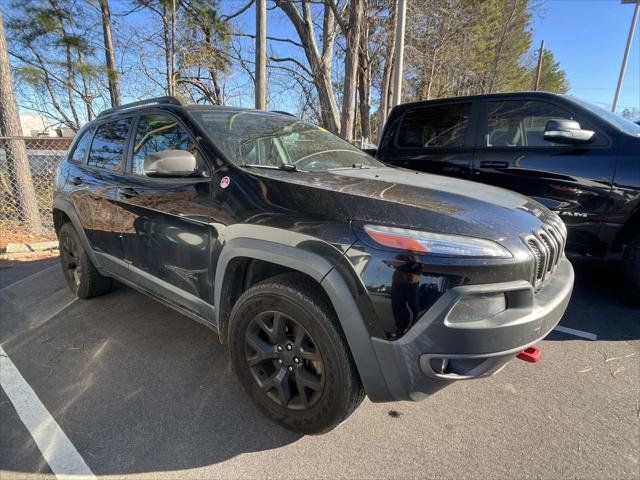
[
  {"left": 622, "top": 232, "right": 640, "bottom": 302},
  {"left": 228, "top": 273, "right": 364, "bottom": 434}
]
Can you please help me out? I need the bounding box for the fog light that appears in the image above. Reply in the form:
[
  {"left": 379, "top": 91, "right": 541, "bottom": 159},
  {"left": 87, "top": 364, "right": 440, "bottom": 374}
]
[{"left": 447, "top": 293, "right": 507, "bottom": 324}]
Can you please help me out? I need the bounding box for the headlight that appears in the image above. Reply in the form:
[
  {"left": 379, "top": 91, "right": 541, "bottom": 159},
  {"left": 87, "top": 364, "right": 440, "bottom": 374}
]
[{"left": 363, "top": 224, "right": 512, "bottom": 258}]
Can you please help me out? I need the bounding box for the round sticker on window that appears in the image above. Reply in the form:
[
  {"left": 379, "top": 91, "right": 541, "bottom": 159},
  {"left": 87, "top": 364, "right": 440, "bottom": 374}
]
[{"left": 220, "top": 176, "right": 231, "bottom": 189}]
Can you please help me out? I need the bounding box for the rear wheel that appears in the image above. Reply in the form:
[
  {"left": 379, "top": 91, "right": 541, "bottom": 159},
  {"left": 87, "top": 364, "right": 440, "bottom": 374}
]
[
  {"left": 622, "top": 232, "right": 640, "bottom": 302},
  {"left": 58, "top": 222, "right": 112, "bottom": 299},
  {"left": 228, "top": 273, "right": 364, "bottom": 434}
]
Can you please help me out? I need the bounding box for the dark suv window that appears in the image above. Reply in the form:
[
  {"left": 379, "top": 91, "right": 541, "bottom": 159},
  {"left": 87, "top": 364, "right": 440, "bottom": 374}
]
[
  {"left": 70, "top": 128, "right": 93, "bottom": 163},
  {"left": 397, "top": 103, "right": 471, "bottom": 148},
  {"left": 132, "top": 114, "right": 198, "bottom": 176},
  {"left": 87, "top": 119, "right": 132, "bottom": 171},
  {"left": 486, "top": 100, "right": 576, "bottom": 147}
]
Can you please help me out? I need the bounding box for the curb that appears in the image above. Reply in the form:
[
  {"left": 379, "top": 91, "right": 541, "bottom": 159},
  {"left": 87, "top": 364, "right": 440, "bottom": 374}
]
[{"left": 4, "top": 241, "right": 59, "bottom": 254}]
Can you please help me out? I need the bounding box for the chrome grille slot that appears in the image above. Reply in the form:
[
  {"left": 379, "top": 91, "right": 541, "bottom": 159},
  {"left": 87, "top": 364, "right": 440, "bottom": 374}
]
[
  {"left": 527, "top": 237, "right": 545, "bottom": 282},
  {"left": 524, "top": 218, "right": 567, "bottom": 288},
  {"left": 538, "top": 230, "right": 557, "bottom": 271}
]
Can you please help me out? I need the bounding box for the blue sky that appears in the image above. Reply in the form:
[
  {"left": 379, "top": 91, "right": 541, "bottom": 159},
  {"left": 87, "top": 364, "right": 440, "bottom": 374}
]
[
  {"left": 224, "top": 0, "right": 640, "bottom": 113},
  {"left": 531, "top": 0, "right": 639, "bottom": 113}
]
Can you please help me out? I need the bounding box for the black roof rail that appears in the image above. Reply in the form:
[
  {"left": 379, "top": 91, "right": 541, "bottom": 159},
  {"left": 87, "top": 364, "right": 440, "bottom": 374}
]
[
  {"left": 270, "top": 110, "right": 296, "bottom": 117},
  {"left": 97, "top": 96, "right": 182, "bottom": 118}
]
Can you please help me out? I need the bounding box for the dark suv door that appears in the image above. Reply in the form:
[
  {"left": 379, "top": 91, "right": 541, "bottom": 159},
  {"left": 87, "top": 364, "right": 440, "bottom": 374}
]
[
  {"left": 116, "top": 112, "right": 215, "bottom": 320},
  {"left": 70, "top": 117, "right": 133, "bottom": 266},
  {"left": 377, "top": 101, "right": 476, "bottom": 179},
  {"left": 472, "top": 98, "right": 616, "bottom": 256}
]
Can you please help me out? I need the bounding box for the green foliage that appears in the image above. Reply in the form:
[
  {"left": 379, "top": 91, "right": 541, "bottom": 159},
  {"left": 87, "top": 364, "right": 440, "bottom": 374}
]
[
  {"left": 404, "top": 0, "right": 568, "bottom": 101},
  {"left": 530, "top": 49, "right": 569, "bottom": 93}
]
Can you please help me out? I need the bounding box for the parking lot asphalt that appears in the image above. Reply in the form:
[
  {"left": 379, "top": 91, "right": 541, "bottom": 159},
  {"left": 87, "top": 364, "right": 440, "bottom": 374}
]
[{"left": 0, "top": 256, "right": 638, "bottom": 480}]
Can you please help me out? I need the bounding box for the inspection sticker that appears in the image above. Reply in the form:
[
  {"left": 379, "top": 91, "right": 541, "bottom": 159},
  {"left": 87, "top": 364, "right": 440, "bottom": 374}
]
[{"left": 220, "top": 176, "right": 231, "bottom": 189}]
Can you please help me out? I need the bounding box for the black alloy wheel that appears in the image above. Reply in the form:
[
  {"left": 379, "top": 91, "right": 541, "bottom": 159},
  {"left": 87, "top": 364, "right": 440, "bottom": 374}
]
[
  {"left": 57, "top": 222, "right": 112, "bottom": 299},
  {"left": 60, "top": 230, "right": 83, "bottom": 291},
  {"left": 228, "top": 272, "right": 364, "bottom": 434},
  {"left": 245, "top": 311, "right": 324, "bottom": 410}
]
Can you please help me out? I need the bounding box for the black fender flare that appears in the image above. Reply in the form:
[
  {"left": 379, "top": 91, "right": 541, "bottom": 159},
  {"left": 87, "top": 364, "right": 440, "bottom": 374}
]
[
  {"left": 52, "top": 197, "right": 102, "bottom": 269},
  {"left": 214, "top": 236, "right": 394, "bottom": 402}
]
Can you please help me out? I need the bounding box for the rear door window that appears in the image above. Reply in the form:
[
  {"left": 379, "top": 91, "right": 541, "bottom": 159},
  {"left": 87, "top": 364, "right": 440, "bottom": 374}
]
[
  {"left": 397, "top": 103, "right": 472, "bottom": 148},
  {"left": 87, "top": 118, "right": 132, "bottom": 171}
]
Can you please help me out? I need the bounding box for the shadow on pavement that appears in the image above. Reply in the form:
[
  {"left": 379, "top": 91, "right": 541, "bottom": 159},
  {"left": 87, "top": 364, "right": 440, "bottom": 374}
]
[
  {"left": 546, "top": 259, "right": 639, "bottom": 342},
  {"left": 1, "top": 263, "right": 300, "bottom": 476},
  {"left": 1, "top": 255, "right": 637, "bottom": 477}
]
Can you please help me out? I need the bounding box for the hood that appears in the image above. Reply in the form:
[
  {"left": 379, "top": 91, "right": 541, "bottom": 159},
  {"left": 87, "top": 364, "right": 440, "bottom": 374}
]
[{"left": 241, "top": 166, "right": 555, "bottom": 249}]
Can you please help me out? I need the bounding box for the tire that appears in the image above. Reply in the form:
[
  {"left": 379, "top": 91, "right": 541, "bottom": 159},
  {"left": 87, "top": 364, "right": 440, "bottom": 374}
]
[
  {"left": 622, "top": 232, "right": 640, "bottom": 303},
  {"left": 58, "top": 222, "right": 112, "bottom": 299},
  {"left": 228, "top": 272, "right": 364, "bottom": 434}
]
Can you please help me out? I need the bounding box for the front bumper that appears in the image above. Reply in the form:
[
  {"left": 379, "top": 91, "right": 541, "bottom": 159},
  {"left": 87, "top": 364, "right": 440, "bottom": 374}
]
[{"left": 370, "top": 258, "right": 574, "bottom": 401}]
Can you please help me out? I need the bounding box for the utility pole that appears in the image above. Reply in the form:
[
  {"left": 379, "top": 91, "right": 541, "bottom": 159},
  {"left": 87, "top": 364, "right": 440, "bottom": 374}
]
[
  {"left": 533, "top": 39, "right": 545, "bottom": 91},
  {"left": 255, "top": 0, "right": 267, "bottom": 110},
  {"left": 390, "top": 0, "right": 406, "bottom": 107},
  {"left": 613, "top": 0, "right": 639, "bottom": 112},
  {"left": 0, "top": 13, "right": 43, "bottom": 235}
]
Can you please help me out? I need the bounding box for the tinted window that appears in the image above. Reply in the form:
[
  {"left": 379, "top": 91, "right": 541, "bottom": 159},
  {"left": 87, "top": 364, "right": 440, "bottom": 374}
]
[
  {"left": 70, "top": 128, "right": 93, "bottom": 163},
  {"left": 132, "top": 114, "right": 202, "bottom": 176},
  {"left": 486, "top": 101, "right": 575, "bottom": 147},
  {"left": 397, "top": 103, "right": 471, "bottom": 148},
  {"left": 87, "top": 119, "right": 131, "bottom": 170}
]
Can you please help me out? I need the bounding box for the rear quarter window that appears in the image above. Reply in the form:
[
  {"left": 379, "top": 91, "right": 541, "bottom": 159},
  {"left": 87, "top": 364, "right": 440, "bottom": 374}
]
[{"left": 69, "top": 128, "right": 93, "bottom": 163}]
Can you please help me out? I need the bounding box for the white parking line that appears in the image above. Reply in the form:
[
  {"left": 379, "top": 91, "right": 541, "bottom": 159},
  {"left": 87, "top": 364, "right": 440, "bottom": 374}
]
[
  {"left": 553, "top": 325, "right": 598, "bottom": 341},
  {"left": 0, "top": 345, "right": 95, "bottom": 479},
  {"left": 0, "top": 263, "right": 59, "bottom": 292}
]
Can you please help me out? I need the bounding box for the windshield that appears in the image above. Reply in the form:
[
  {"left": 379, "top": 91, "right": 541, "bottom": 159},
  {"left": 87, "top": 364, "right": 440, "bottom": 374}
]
[
  {"left": 190, "top": 110, "right": 382, "bottom": 171},
  {"left": 570, "top": 96, "right": 640, "bottom": 136}
]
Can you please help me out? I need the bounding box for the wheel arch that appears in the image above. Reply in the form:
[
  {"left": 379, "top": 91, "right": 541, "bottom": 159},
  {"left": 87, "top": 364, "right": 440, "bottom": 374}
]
[
  {"left": 52, "top": 197, "right": 102, "bottom": 269},
  {"left": 214, "top": 237, "right": 394, "bottom": 402},
  {"left": 613, "top": 206, "right": 640, "bottom": 252}
]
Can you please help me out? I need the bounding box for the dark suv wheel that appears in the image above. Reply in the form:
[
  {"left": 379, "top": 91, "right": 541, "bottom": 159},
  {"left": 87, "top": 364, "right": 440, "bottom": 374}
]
[
  {"left": 228, "top": 273, "right": 364, "bottom": 434},
  {"left": 58, "top": 222, "right": 112, "bottom": 299}
]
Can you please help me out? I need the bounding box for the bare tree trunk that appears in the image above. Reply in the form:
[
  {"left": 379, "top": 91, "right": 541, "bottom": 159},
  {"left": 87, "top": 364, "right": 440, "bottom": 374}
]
[
  {"left": 340, "top": 0, "right": 365, "bottom": 141},
  {"left": 425, "top": 47, "right": 437, "bottom": 100},
  {"left": 357, "top": 54, "right": 371, "bottom": 141},
  {"left": 377, "top": 0, "right": 397, "bottom": 143},
  {"left": 171, "top": 0, "right": 176, "bottom": 94},
  {"left": 255, "top": 0, "right": 267, "bottom": 109},
  {"left": 161, "top": 4, "right": 173, "bottom": 96},
  {"left": 99, "top": 0, "right": 121, "bottom": 107},
  {"left": 0, "top": 13, "right": 43, "bottom": 235},
  {"left": 275, "top": 0, "right": 340, "bottom": 133},
  {"left": 356, "top": 7, "right": 370, "bottom": 142}
]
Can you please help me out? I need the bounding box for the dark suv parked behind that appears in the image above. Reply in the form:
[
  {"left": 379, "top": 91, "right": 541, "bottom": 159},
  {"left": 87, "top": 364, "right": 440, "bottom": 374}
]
[
  {"left": 374, "top": 92, "right": 640, "bottom": 297},
  {"left": 53, "top": 96, "right": 574, "bottom": 434}
]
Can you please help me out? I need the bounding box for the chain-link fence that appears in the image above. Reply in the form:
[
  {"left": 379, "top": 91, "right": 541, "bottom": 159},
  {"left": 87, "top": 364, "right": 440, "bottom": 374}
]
[{"left": 0, "top": 136, "right": 72, "bottom": 245}]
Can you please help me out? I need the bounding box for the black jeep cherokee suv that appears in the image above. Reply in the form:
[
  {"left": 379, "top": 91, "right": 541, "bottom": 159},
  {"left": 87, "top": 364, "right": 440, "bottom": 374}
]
[
  {"left": 53, "top": 96, "right": 574, "bottom": 434},
  {"left": 374, "top": 92, "right": 640, "bottom": 297}
]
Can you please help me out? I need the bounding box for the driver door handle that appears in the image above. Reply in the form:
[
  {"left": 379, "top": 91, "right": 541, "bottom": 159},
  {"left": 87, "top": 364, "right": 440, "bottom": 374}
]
[{"left": 480, "top": 161, "right": 509, "bottom": 169}]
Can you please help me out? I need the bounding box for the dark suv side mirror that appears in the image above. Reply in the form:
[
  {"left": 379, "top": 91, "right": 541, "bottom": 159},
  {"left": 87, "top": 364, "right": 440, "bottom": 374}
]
[
  {"left": 144, "top": 150, "right": 198, "bottom": 177},
  {"left": 543, "top": 119, "right": 595, "bottom": 145}
]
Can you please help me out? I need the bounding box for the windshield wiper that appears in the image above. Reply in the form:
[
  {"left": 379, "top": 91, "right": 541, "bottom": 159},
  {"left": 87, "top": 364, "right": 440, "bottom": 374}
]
[{"left": 242, "top": 163, "right": 305, "bottom": 172}]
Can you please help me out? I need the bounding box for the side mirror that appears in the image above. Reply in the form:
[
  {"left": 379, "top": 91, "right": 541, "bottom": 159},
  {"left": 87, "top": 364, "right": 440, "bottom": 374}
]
[
  {"left": 144, "top": 149, "right": 198, "bottom": 177},
  {"left": 543, "top": 119, "right": 595, "bottom": 145}
]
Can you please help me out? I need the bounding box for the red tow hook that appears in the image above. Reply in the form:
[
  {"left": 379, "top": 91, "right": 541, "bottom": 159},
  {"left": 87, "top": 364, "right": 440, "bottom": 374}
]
[{"left": 517, "top": 345, "right": 541, "bottom": 363}]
